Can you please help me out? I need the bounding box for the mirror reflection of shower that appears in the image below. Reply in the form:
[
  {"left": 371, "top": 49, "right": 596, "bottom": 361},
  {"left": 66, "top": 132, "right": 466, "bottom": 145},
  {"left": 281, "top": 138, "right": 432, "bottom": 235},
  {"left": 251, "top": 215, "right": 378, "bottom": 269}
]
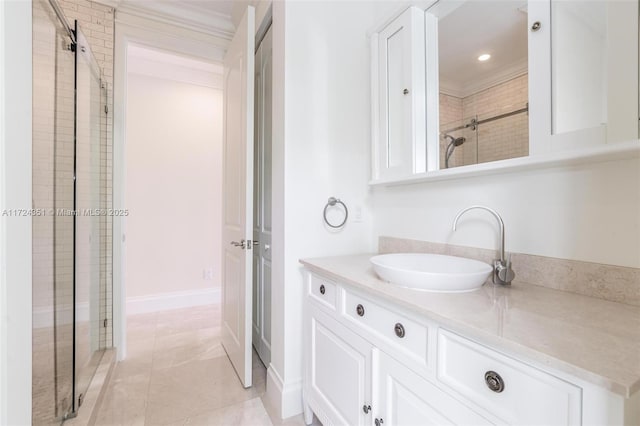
[
  {"left": 434, "top": 0, "right": 530, "bottom": 170},
  {"left": 443, "top": 134, "right": 466, "bottom": 169}
]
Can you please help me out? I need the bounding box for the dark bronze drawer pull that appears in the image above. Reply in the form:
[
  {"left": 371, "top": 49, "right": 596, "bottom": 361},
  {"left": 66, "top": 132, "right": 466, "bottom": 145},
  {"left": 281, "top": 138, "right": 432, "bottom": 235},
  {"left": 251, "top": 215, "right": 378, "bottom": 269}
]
[
  {"left": 485, "top": 371, "right": 505, "bottom": 393},
  {"left": 356, "top": 304, "right": 365, "bottom": 317},
  {"left": 394, "top": 323, "right": 405, "bottom": 338},
  {"left": 319, "top": 284, "right": 325, "bottom": 295}
]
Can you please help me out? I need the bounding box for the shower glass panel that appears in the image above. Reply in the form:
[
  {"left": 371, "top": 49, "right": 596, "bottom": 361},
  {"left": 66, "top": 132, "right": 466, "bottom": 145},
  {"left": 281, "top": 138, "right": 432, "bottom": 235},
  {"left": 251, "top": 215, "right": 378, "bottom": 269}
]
[
  {"left": 74, "top": 23, "right": 105, "bottom": 407},
  {"left": 476, "top": 108, "right": 529, "bottom": 164},
  {"left": 32, "top": 0, "right": 76, "bottom": 422},
  {"left": 32, "top": 1, "right": 109, "bottom": 422},
  {"left": 440, "top": 105, "right": 528, "bottom": 169}
]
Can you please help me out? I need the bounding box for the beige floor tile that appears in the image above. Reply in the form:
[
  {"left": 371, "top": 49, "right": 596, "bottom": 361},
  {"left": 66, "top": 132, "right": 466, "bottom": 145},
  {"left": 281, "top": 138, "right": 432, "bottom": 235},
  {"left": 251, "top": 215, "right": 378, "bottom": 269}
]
[
  {"left": 111, "top": 337, "right": 156, "bottom": 382},
  {"left": 153, "top": 328, "right": 221, "bottom": 353},
  {"left": 154, "top": 311, "right": 221, "bottom": 336},
  {"left": 127, "top": 312, "right": 159, "bottom": 336},
  {"left": 94, "top": 305, "right": 296, "bottom": 426},
  {"left": 260, "top": 396, "right": 323, "bottom": 426},
  {"left": 164, "top": 397, "right": 273, "bottom": 426},
  {"left": 144, "top": 356, "right": 265, "bottom": 425},
  {"left": 152, "top": 337, "right": 226, "bottom": 370},
  {"left": 95, "top": 373, "right": 150, "bottom": 426}
]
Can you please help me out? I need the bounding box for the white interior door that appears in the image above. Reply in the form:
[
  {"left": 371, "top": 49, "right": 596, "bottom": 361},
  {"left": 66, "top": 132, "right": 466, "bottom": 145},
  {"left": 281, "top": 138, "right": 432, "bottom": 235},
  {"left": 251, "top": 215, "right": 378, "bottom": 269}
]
[
  {"left": 221, "top": 5, "right": 255, "bottom": 388},
  {"left": 252, "top": 27, "right": 272, "bottom": 367}
]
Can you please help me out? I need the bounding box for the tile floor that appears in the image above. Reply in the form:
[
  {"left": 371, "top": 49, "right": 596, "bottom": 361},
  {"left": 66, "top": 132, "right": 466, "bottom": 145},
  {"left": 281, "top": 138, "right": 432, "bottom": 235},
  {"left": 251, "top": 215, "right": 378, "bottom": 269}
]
[{"left": 94, "top": 305, "right": 317, "bottom": 426}]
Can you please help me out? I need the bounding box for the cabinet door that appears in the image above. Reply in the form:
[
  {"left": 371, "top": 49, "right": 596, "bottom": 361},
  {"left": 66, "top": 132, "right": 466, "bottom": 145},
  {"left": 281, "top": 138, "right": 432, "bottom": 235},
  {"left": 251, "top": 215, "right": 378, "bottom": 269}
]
[
  {"left": 528, "top": 0, "right": 639, "bottom": 153},
  {"left": 373, "top": 6, "right": 426, "bottom": 181},
  {"left": 307, "top": 306, "right": 373, "bottom": 426},
  {"left": 374, "top": 352, "right": 493, "bottom": 426}
]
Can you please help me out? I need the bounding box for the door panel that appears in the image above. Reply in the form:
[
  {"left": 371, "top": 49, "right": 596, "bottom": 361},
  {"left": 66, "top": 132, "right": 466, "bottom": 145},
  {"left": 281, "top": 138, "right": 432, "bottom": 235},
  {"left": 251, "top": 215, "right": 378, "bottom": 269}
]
[
  {"left": 308, "top": 307, "right": 372, "bottom": 426},
  {"left": 252, "top": 26, "right": 272, "bottom": 366},
  {"left": 221, "top": 5, "right": 255, "bottom": 388}
]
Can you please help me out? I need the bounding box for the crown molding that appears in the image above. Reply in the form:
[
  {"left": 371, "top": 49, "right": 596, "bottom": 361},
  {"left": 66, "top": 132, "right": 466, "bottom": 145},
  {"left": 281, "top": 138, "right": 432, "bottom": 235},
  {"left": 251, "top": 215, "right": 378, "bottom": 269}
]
[
  {"left": 440, "top": 59, "right": 528, "bottom": 98},
  {"left": 127, "top": 44, "right": 223, "bottom": 90},
  {"left": 111, "top": 1, "right": 234, "bottom": 41}
]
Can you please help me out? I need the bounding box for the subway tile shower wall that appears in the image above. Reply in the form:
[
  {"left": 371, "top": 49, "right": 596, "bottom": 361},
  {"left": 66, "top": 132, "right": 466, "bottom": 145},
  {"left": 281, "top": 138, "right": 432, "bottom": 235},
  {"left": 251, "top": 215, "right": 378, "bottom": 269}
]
[
  {"left": 59, "top": 0, "right": 114, "bottom": 349},
  {"left": 439, "top": 74, "right": 529, "bottom": 168}
]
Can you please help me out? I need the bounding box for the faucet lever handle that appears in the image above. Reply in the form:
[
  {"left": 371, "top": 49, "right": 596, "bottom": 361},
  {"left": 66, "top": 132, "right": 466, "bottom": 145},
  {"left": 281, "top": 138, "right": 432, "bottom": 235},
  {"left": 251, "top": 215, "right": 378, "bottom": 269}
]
[{"left": 497, "top": 254, "right": 515, "bottom": 284}]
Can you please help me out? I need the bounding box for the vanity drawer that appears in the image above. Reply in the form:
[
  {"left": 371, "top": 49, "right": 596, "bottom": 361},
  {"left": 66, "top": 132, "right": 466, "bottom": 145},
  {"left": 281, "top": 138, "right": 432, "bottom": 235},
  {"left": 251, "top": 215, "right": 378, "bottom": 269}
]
[
  {"left": 309, "top": 274, "right": 338, "bottom": 311},
  {"left": 342, "top": 289, "right": 429, "bottom": 370},
  {"left": 437, "top": 329, "right": 582, "bottom": 425}
]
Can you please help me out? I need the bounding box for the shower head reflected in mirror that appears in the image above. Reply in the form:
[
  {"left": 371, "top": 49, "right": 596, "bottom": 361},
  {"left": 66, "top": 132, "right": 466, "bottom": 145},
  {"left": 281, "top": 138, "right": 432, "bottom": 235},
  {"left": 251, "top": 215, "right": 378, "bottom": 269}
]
[{"left": 443, "top": 134, "right": 466, "bottom": 169}]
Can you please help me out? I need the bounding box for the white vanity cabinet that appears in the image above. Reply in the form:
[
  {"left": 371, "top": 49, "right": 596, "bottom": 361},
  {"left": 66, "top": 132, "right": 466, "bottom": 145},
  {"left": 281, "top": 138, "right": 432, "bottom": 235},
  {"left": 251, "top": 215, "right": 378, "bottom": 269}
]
[
  {"left": 375, "top": 351, "right": 493, "bottom": 426},
  {"left": 306, "top": 305, "right": 373, "bottom": 426},
  {"left": 437, "top": 330, "right": 582, "bottom": 425},
  {"left": 304, "top": 275, "right": 373, "bottom": 426},
  {"left": 302, "top": 269, "right": 639, "bottom": 426}
]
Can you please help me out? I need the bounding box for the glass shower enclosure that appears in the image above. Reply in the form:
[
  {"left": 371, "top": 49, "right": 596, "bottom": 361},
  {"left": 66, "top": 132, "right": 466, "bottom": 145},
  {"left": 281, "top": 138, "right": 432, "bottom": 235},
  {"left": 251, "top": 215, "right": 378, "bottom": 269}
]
[{"left": 32, "top": 0, "right": 111, "bottom": 423}]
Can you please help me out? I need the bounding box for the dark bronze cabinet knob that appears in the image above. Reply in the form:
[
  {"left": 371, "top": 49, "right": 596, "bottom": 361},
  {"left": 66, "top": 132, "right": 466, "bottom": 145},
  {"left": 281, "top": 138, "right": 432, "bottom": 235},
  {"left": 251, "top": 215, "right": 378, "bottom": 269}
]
[
  {"left": 394, "top": 323, "right": 405, "bottom": 338},
  {"left": 485, "top": 371, "right": 505, "bottom": 393},
  {"left": 356, "top": 304, "right": 365, "bottom": 317},
  {"left": 319, "top": 284, "right": 325, "bottom": 295},
  {"left": 375, "top": 418, "right": 384, "bottom": 426},
  {"left": 362, "top": 404, "right": 371, "bottom": 414}
]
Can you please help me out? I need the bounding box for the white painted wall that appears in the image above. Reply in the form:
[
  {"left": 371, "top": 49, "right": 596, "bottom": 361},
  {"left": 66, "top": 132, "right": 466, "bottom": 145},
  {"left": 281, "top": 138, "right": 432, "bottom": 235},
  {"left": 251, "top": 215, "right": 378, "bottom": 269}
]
[
  {"left": 268, "top": 0, "right": 383, "bottom": 418},
  {"left": 124, "top": 70, "right": 222, "bottom": 308},
  {"left": 0, "top": 0, "right": 33, "bottom": 424},
  {"left": 372, "top": 158, "right": 640, "bottom": 268}
]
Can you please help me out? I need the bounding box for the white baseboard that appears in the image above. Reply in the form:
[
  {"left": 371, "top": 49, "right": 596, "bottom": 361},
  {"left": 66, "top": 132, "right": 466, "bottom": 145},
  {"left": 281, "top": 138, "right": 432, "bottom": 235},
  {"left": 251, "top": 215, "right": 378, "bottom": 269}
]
[
  {"left": 266, "top": 364, "right": 303, "bottom": 420},
  {"left": 126, "top": 287, "right": 220, "bottom": 315},
  {"left": 33, "top": 302, "right": 90, "bottom": 329}
]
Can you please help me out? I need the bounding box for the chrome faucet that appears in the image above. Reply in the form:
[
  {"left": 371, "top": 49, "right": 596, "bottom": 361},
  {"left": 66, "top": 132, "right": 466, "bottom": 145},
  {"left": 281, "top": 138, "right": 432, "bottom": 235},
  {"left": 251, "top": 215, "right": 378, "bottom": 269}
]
[{"left": 452, "top": 205, "right": 515, "bottom": 286}]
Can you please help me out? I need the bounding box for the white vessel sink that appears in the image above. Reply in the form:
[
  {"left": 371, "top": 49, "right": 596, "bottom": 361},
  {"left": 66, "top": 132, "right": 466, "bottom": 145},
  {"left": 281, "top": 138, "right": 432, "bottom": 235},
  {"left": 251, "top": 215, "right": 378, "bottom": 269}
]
[{"left": 370, "top": 253, "right": 492, "bottom": 293}]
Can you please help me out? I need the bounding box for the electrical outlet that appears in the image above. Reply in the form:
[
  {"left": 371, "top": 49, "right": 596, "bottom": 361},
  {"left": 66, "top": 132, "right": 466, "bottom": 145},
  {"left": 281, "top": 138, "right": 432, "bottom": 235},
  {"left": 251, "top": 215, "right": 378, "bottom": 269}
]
[
  {"left": 353, "top": 205, "right": 363, "bottom": 223},
  {"left": 204, "top": 268, "right": 214, "bottom": 280}
]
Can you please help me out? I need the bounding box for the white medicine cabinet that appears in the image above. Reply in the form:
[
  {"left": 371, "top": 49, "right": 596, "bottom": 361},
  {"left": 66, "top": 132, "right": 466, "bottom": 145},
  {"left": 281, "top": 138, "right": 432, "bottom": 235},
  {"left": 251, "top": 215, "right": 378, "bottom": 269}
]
[{"left": 370, "top": 0, "right": 640, "bottom": 185}]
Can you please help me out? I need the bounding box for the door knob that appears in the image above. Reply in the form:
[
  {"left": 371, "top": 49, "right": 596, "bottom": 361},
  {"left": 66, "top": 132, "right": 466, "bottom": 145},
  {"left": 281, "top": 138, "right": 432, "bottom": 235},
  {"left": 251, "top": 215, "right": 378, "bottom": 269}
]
[{"left": 230, "top": 240, "right": 246, "bottom": 249}]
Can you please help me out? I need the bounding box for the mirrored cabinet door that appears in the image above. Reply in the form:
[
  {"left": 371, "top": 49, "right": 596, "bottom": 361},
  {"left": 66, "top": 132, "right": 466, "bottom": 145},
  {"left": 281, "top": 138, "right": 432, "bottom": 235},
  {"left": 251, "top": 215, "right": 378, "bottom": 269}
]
[{"left": 433, "top": 1, "right": 530, "bottom": 171}]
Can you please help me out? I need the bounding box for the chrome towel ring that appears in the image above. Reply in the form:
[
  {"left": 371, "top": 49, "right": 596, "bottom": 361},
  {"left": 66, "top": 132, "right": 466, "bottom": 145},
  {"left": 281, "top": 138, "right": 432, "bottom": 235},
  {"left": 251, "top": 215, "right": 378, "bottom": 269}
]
[{"left": 323, "top": 197, "right": 348, "bottom": 228}]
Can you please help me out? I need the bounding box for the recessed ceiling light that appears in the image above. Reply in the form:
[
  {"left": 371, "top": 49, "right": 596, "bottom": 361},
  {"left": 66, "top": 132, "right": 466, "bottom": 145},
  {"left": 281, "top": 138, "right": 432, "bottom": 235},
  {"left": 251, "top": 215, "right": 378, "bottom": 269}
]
[{"left": 478, "top": 54, "right": 491, "bottom": 62}]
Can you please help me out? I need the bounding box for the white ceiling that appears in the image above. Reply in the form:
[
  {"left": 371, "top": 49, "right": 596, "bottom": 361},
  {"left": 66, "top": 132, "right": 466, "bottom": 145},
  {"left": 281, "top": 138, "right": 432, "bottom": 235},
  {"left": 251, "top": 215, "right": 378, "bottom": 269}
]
[{"left": 435, "top": 1, "right": 529, "bottom": 97}]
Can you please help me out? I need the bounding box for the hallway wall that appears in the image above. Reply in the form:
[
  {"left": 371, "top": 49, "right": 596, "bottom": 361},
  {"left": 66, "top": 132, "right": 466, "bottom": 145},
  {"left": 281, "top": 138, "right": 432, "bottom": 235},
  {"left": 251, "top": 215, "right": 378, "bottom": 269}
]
[{"left": 124, "top": 65, "right": 223, "bottom": 312}]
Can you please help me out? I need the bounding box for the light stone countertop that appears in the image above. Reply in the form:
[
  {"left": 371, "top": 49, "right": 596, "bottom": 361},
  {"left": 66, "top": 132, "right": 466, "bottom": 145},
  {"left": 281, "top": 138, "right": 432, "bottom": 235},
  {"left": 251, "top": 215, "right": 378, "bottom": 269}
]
[{"left": 300, "top": 254, "right": 640, "bottom": 398}]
